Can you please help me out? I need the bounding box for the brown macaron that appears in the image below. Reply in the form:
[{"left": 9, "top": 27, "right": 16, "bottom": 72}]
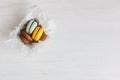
[
  {"left": 40, "top": 31, "right": 47, "bottom": 41},
  {"left": 19, "top": 29, "right": 33, "bottom": 45}
]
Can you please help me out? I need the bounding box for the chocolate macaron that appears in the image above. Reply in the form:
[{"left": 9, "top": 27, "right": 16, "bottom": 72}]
[
  {"left": 40, "top": 31, "right": 47, "bottom": 41},
  {"left": 19, "top": 29, "right": 33, "bottom": 44}
]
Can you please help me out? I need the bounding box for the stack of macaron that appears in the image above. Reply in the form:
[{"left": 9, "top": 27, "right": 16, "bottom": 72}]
[{"left": 19, "top": 19, "right": 47, "bottom": 45}]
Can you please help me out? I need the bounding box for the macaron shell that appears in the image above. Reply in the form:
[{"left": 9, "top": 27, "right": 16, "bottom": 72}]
[
  {"left": 32, "top": 26, "right": 44, "bottom": 42},
  {"left": 34, "top": 27, "right": 44, "bottom": 41},
  {"left": 21, "top": 30, "right": 33, "bottom": 42},
  {"left": 19, "top": 34, "right": 32, "bottom": 45},
  {"left": 29, "top": 21, "right": 37, "bottom": 34},
  {"left": 32, "top": 27, "right": 40, "bottom": 40},
  {"left": 26, "top": 19, "right": 34, "bottom": 33},
  {"left": 40, "top": 31, "right": 47, "bottom": 41}
]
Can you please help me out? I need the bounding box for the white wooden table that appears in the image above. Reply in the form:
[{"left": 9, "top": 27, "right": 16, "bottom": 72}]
[{"left": 0, "top": 0, "right": 120, "bottom": 80}]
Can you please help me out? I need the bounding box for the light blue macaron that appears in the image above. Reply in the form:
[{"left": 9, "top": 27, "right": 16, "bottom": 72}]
[{"left": 26, "top": 19, "right": 38, "bottom": 34}]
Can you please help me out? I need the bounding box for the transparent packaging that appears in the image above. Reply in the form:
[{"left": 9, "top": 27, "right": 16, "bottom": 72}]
[{"left": 3, "top": 6, "right": 55, "bottom": 55}]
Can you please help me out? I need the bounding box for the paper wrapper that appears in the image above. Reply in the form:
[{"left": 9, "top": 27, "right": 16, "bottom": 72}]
[{"left": 3, "top": 6, "right": 55, "bottom": 55}]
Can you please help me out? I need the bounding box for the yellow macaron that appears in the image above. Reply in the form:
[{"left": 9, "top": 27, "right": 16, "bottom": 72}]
[{"left": 32, "top": 26, "right": 44, "bottom": 42}]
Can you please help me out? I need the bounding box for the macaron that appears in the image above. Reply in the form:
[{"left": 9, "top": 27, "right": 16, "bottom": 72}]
[
  {"left": 19, "top": 29, "right": 33, "bottom": 44},
  {"left": 32, "top": 26, "right": 44, "bottom": 42},
  {"left": 40, "top": 31, "right": 47, "bottom": 41},
  {"left": 26, "top": 19, "right": 38, "bottom": 34}
]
